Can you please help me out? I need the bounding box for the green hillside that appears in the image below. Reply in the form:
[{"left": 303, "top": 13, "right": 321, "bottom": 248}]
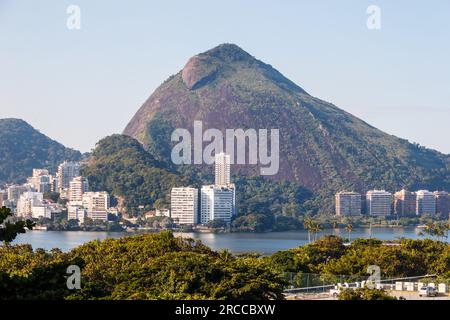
[{"left": 0, "top": 118, "right": 81, "bottom": 185}]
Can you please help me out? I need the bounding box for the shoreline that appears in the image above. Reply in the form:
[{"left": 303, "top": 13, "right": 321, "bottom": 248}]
[{"left": 31, "top": 224, "right": 426, "bottom": 234}]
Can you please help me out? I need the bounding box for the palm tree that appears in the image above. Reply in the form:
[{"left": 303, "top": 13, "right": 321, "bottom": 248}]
[
  {"left": 331, "top": 220, "right": 339, "bottom": 235},
  {"left": 311, "top": 222, "right": 323, "bottom": 242},
  {"left": 345, "top": 223, "right": 353, "bottom": 243},
  {"left": 303, "top": 216, "right": 313, "bottom": 243},
  {"left": 332, "top": 221, "right": 339, "bottom": 229}
]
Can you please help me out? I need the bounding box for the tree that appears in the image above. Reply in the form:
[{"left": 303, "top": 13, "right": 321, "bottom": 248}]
[
  {"left": 338, "top": 287, "right": 397, "bottom": 300},
  {"left": 419, "top": 221, "right": 450, "bottom": 241},
  {"left": 160, "top": 217, "right": 173, "bottom": 229},
  {"left": 303, "top": 216, "right": 313, "bottom": 243},
  {"left": 345, "top": 223, "right": 353, "bottom": 243},
  {"left": 331, "top": 220, "right": 339, "bottom": 230},
  {"left": 310, "top": 222, "right": 323, "bottom": 242},
  {"left": 0, "top": 206, "right": 35, "bottom": 244},
  {"left": 43, "top": 191, "right": 60, "bottom": 203},
  {"left": 218, "top": 249, "right": 233, "bottom": 263},
  {"left": 206, "top": 219, "right": 227, "bottom": 229}
]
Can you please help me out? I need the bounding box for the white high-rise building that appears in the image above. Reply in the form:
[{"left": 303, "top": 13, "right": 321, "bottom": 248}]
[
  {"left": 82, "top": 191, "right": 110, "bottom": 221},
  {"left": 68, "top": 177, "right": 89, "bottom": 203},
  {"left": 434, "top": 191, "right": 449, "bottom": 217},
  {"left": 57, "top": 161, "right": 81, "bottom": 192},
  {"left": 416, "top": 190, "right": 436, "bottom": 216},
  {"left": 215, "top": 152, "right": 231, "bottom": 186},
  {"left": 7, "top": 185, "right": 30, "bottom": 202},
  {"left": 170, "top": 187, "right": 198, "bottom": 225},
  {"left": 16, "top": 192, "right": 43, "bottom": 218},
  {"left": 200, "top": 185, "right": 235, "bottom": 224},
  {"left": 0, "top": 190, "right": 7, "bottom": 206},
  {"left": 29, "top": 169, "right": 54, "bottom": 193},
  {"left": 366, "top": 190, "right": 392, "bottom": 216}
]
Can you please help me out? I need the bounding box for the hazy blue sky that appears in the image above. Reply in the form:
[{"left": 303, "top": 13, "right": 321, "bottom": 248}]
[{"left": 1, "top": 0, "right": 449, "bottom": 153}]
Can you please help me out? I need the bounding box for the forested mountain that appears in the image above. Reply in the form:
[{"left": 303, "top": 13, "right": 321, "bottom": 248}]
[
  {"left": 120, "top": 44, "right": 449, "bottom": 214},
  {"left": 0, "top": 118, "right": 81, "bottom": 185}
]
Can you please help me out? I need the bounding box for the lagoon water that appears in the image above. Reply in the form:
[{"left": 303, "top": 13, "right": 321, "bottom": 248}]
[{"left": 13, "top": 227, "right": 446, "bottom": 255}]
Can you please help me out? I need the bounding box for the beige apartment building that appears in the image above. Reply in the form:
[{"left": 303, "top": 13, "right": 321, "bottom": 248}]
[
  {"left": 394, "top": 189, "right": 417, "bottom": 217},
  {"left": 335, "top": 192, "right": 361, "bottom": 216}
]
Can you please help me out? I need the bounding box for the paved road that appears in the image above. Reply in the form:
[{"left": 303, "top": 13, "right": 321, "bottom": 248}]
[
  {"left": 390, "top": 291, "right": 450, "bottom": 300},
  {"left": 285, "top": 291, "right": 450, "bottom": 300}
]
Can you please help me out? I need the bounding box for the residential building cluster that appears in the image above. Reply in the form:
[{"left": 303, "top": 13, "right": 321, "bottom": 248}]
[
  {"left": 0, "top": 161, "right": 114, "bottom": 223},
  {"left": 170, "top": 152, "right": 236, "bottom": 225},
  {"left": 335, "top": 189, "right": 450, "bottom": 217}
]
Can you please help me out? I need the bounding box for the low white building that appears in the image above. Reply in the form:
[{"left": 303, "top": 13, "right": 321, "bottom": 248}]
[
  {"left": 156, "top": 209, "right": 170, "bottom": 217},
  {"left": 68, "top": 205, "right": 87, "bottom": 223},
  {"left": 31, "top": 205, "right": 52, "bottom": 219}
]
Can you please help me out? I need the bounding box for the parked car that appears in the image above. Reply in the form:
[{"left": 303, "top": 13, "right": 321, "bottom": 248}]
[
  {"left": 418, "top": 286, "right": 438, "bottom": 297},
  {"left": 329, "top": 287, "right": 341, "bottom": 298}
]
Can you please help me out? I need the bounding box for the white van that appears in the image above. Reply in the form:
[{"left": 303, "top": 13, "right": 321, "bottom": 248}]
[{"left": 418, "top": 286, "right": 438, "bottom": 297}]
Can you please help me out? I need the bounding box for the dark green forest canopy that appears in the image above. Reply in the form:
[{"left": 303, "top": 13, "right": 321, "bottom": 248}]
[
  {"left": 0, "top": 118, "right": 81, "bottom": 184},
  {"left": 0, "top": 233, "right": 449, "bottom": 300},
  {"left": 0, "top": 231, "right": 286, "bottom": 300}
]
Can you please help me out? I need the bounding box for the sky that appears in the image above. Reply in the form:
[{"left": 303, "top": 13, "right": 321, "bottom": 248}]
[{"left": 1, "top": 0, "right": 449, "bottom": 153}]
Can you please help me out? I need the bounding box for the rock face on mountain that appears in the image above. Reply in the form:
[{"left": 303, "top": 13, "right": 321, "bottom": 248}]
[
  {"left": 124, "top": 44, "right": 449, "bottom": 213},
  {"left": 0, "top": 118, "right": 81, "bottom": 185}
]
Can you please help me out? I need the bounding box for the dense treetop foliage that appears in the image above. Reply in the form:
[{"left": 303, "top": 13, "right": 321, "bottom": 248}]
[
  {"left": 0, "top": 233, "right": 448, "bottom": 300},
  {"left": 0, "top": 206, "right": 34, "bottom": 244},
  {"left": 0, "top": 231, "right": 285, "bottom": 300},
  {"left": 338, "top": 287, "right": 397, "bottom": 300},
  {"left": 0, "top": 118, "right": 81, "bottom": 184},
  {"left": 266, "top": 236, "right": 450, "bottom": 281}
]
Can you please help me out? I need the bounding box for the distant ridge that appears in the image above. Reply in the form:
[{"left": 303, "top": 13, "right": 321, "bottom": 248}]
[{"left": 0, "top": 118, "right": 81, "bottom": 184}]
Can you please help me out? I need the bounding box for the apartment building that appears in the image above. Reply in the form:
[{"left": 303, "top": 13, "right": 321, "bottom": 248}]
[
  {"left": 215, "top": 152, "right": 231, "bottom": 186},
  {"left": 170, "top": 187, "right": 199, "bottom": 225},
  {"left": 434, "top": 191, "right": 449, "bottom": 217},
  {"left": 335, "top": 192, "right": 361, "bottom": 216},
  {"left": 16, "top": 192, "right": 44, "bottom": 218},
  {"left": 82, "top": 191, "right": 110, "bottom": 221},
  {"left": 68, "top": 204, "right": 87, "bottom": 223},
  {"left": 416, "top": 190, "right": 436, "bottom": 216},
  {"left": 57, "top": 161, "right": 81, "bottom": 192},
  {"left": 200, "top": 184, "right": 236, "bottom": 224},
  {"left": 29, "top": 169, "right": 54, "bottom": 193},
  {"left": 366, "top": 190, "right": 392, "bottom": 216},
  {"left": 68, "top": 177, "right": 89, "bottom": 203},
  {"left": 394, "top": 189, "right": 417, "bottom": 217}
]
